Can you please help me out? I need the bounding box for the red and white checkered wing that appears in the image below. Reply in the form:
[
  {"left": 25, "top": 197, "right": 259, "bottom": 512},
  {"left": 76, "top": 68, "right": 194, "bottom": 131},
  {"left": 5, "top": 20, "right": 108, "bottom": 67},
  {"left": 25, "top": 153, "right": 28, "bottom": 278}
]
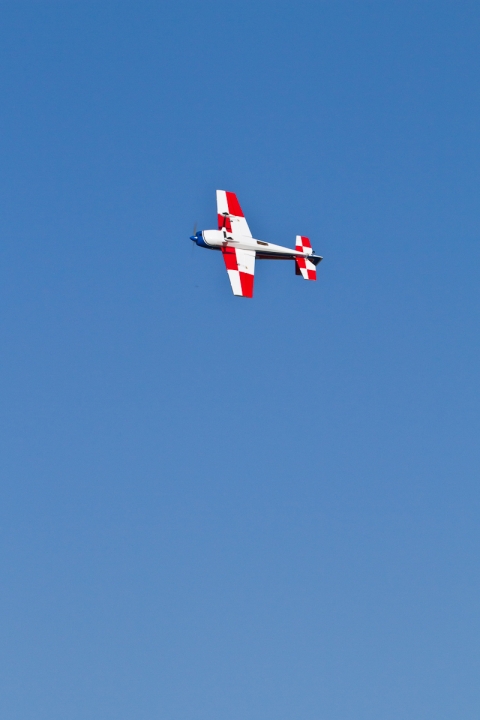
[
  {"left": 217, "top": 190, "right": 252, "bottom": 238},
  {"left": 294, "top": 235, "right": 316, "bottom": 280},
  {"left": 221, "top": 247, "right": 255, "bottom": 298}
]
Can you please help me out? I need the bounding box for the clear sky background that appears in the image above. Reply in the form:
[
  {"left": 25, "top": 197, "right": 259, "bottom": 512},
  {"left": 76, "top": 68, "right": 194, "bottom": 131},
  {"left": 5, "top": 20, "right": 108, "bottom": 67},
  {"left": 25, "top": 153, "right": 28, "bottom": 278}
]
[{"left": 0, "top": 2, "right": 479, "bottom": 718}]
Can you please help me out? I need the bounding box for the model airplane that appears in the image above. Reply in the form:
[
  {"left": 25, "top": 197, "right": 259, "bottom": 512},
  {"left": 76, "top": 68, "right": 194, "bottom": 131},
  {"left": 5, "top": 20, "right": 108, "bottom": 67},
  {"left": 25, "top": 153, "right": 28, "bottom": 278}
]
[{"left": 190, "top": 190, "right": 323, "bottom": 298}]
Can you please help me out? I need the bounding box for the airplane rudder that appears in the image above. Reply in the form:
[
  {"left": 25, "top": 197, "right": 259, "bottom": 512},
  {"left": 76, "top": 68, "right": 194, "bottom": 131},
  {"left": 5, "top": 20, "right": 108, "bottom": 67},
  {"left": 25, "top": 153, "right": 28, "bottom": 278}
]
[{"left": 295, "top": 235, "right": 312, "bottom": 252}]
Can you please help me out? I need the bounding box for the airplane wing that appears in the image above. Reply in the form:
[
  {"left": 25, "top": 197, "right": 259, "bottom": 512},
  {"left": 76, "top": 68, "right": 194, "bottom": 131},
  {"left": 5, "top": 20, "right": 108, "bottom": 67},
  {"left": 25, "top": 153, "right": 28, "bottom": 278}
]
[
  {"left": 217, "top": 190, "right": 252, "bottom": 238},
  {"left": 221, "top": 246, "right": 255, "bottom": 297}
]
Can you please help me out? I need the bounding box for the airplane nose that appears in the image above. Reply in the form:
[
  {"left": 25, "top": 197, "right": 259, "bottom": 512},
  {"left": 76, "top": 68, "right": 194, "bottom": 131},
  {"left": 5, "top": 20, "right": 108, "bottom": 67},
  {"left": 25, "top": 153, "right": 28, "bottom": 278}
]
[{"left": 190, "top": 235, "right": 196, "bottom": 242}]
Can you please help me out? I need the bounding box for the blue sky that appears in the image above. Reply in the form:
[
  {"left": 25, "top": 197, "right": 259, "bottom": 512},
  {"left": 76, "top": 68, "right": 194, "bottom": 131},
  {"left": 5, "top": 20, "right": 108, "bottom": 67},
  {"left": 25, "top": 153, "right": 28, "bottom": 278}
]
[{"left": 0, "top": 2, "right": 479, "bottom": 718}]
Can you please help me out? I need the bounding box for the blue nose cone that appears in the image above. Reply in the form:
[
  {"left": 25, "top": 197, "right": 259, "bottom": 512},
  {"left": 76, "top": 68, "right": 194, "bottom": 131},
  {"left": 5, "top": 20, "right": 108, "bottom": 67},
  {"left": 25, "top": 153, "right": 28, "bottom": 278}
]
[{"left": 190, "top": 230, "right": 204, "bottom": 245}]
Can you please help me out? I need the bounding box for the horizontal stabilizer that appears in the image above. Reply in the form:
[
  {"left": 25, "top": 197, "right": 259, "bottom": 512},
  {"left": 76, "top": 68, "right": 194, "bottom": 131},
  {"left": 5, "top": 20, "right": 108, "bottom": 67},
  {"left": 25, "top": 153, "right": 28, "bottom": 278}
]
[
  {"left": 295, "top": 235, "right": 321, "bottom": 279},
  {"left": 295, "top": 256, "right": 317, "bottom": 280}
]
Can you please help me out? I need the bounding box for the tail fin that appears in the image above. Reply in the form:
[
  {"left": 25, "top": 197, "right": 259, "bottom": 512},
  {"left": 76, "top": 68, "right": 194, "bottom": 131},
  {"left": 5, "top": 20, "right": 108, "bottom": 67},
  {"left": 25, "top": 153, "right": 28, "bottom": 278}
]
[
  {"left": 295, "top": 235, "right": 316, "bottom": 280},
  {"left": 295, "top": 256, "right": 317, "bottom": 280},
  {"left": 295, "top": 235, "right": 312, "bottom": 253}
]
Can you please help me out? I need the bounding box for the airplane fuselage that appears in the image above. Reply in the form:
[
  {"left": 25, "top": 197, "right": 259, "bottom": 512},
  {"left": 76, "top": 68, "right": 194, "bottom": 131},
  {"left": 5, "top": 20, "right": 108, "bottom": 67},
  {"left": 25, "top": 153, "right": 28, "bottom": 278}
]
[{"left": 193, "top": 229, "right": 322, "bottom": 263}]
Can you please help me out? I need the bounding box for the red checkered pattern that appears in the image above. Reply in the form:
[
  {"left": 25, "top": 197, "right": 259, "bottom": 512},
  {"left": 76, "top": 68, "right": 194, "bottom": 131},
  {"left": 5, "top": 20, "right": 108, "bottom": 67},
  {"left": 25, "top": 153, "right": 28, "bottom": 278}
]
[
  {"left": 295, "top": 235, "right": 312, "bottom": 253},
  {"left": 295, "top": 256, "right": 316, "bottom": 280},
  {"left": 216, "top": 190, "right": 252, "bottom": 238},
  {"left": 295, "top": 235, "right": 316, "bottom": 280},
  {"left": 221, "top": 246, "right": 255, "bottom": 297}
]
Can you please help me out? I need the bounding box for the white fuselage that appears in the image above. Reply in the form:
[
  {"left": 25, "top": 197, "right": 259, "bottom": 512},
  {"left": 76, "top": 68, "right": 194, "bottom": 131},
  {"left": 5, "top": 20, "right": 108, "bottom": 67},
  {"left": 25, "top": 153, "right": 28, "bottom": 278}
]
[{"left": 200, "top": 229, "right": 311, "bottom": 259}]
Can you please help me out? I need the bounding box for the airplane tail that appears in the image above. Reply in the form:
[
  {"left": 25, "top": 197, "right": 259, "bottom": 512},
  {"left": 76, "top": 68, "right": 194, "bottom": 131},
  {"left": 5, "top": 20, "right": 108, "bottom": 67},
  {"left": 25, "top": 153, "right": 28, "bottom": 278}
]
[{"left": 295, "top": 235, "right": 317, "bottom": 280}]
